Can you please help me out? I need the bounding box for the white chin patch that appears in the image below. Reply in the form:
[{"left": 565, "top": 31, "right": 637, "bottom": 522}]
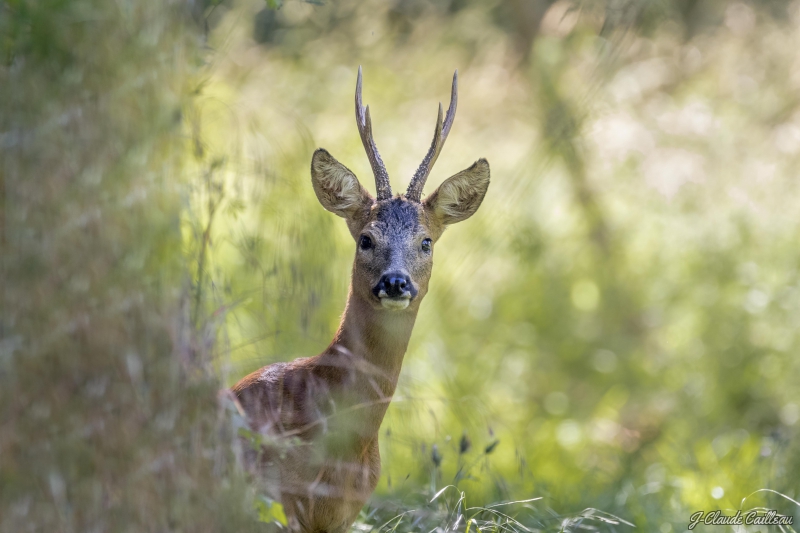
[{"left": 380, "top": 298, "right": 410, "bottom": 310}]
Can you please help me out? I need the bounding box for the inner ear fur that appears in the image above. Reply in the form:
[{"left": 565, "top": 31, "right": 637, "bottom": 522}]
[
  {"left": 423, "top": 158, "right": 490, "bottom": 226},
  {"left": 311, "top": 149, "right": 374, "bottom": 225}
]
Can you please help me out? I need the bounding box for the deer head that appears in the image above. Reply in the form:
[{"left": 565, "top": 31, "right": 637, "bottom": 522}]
[{"left": 310, "top": 67, "right": 490, "bottom": 312}]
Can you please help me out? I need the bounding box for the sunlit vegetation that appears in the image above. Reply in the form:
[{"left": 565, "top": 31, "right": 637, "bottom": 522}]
[{"left": 2, "top": 0, "right": 799, "bottom": 531}]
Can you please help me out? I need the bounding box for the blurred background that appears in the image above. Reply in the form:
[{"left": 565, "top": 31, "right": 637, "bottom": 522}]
[{"left": 2, "top": 0, "right": 800, "bottom": 531}]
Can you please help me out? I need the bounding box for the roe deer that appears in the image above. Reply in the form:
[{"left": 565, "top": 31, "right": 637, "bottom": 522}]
[{"left": 232, "top": 67, "right": 490, "bottom": 533}]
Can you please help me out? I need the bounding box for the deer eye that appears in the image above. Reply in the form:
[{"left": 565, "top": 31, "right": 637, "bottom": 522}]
[
  {"left": 359, "top": 235, "right": 373, "bottom": 250},
  {"left": 421, "top": 238, "right": 432, "bottom": 253}
]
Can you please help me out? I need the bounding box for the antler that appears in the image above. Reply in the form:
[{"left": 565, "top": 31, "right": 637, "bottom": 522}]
[
  {"left": 405, "top": 70, "right": 458, "bottom": 202},
  {"left": 356, "top": 66, "right": 392, "bottom": 201}
]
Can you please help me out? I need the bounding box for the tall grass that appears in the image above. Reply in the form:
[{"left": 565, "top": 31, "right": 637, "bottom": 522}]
[
  {"left": 0, "top": 1, "right": 260, "bottom": 530},
  {"left": 2, "top": 0, "right": 800, "bottom": 531}
]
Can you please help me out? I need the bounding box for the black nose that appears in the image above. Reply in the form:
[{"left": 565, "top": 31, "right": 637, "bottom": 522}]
[{"left": 377, "top": 272, "right": 411, "bottom": 298}]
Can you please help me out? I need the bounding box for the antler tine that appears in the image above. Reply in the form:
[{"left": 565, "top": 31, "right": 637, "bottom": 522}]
[
  {"left": 356, "top": 66, "right": 392, "bottom": 201},
  {"left": 406, "top": 70, "right": 458, "bottom": 202}
]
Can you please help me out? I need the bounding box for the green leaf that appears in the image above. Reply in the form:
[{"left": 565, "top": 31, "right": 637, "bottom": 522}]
[
  {"left": 265, "top": 0, "right": 283, "bottom": 9},
  {"left": 237, "top": 427, "right": 263, "bottom": 450},
  {"left": 255, "top": 496, "right": 288, "bottom": 526}
]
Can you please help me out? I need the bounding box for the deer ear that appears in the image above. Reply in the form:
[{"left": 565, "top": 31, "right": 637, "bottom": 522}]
[
  {"left": 311, "top": 149, "right": 374, "bottom": 218},
  {"left": 423, "top": 159, "right": 490, "bottom": 225}
]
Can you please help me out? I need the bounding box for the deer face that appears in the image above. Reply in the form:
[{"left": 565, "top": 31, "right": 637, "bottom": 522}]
[
  {"left": 309, "top": 68, "right": 489, "bottom": 311},
  {"left": 311, "top": 150, "right": 489, "bottom": 311},
  {"left": 355, "top": 198, "right": 430, "bottom": 311}
]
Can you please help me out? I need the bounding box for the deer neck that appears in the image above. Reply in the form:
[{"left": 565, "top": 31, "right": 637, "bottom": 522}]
[{"left": 324, "top": 287, "right": 418, "bottom": 419}]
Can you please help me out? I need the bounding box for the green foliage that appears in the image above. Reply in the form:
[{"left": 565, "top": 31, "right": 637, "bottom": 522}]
[
  {"left": 0, "top": 0, "right": 260, "bottom": 531},
  {"left": 2, "top": 0, "right": 800, "bottom": 531},
  {"left": 255, "top": 496, "right": 289, "bottom": 526},
  {"left": 195, "top": 0, "right": 800, "bottom": 530}
]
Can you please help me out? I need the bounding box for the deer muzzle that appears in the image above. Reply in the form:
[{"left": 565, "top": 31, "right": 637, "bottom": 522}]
[{"left": 373, "top": 271, "right": 417, "bottom": 309}]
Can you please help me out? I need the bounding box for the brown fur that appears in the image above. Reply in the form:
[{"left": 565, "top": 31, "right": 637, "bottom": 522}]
[{"left": 233, "top": 144, "right": 489, "bottom": 533}]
